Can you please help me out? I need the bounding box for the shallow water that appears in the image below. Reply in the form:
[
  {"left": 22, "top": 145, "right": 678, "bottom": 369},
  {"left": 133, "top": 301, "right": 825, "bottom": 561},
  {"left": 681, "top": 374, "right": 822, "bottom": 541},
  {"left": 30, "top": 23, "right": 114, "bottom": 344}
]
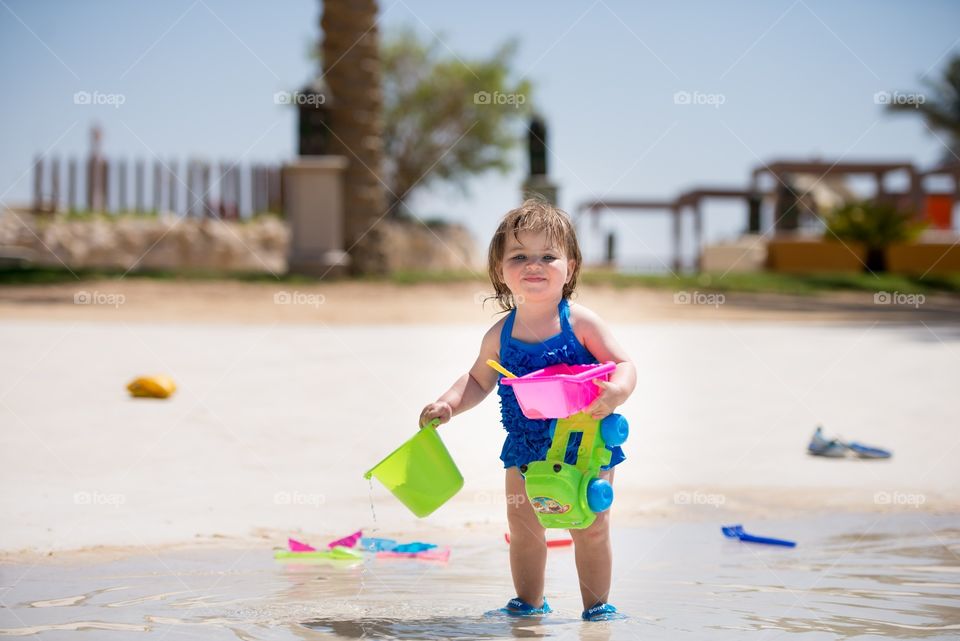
[{"left": 2, "top": 513, "right": 958, "bottom": 640}]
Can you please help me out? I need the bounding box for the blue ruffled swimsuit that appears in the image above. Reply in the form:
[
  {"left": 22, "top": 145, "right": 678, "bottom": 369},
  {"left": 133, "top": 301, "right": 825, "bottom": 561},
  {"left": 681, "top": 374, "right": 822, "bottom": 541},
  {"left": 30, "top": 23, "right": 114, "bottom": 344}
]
[{"left": 497, "top": 298, "right": 626, "bottom": 470}]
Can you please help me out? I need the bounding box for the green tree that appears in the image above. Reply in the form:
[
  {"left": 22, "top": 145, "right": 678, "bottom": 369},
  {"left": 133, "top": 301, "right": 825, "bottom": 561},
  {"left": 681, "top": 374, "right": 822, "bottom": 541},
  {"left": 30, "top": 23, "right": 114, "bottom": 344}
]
[
  {"left": 377, "top": 29, "right": 532, "bottom": 217},
  {"left": 887, "top": 54, "right": 960, "bottom": 163}
]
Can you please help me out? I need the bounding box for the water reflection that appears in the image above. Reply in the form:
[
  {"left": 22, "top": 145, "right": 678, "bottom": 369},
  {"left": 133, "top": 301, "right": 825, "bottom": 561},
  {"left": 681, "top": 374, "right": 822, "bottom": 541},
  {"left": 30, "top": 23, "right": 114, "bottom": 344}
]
[{"left": 0, "top": 514, "right": 956, "bottom": 640}]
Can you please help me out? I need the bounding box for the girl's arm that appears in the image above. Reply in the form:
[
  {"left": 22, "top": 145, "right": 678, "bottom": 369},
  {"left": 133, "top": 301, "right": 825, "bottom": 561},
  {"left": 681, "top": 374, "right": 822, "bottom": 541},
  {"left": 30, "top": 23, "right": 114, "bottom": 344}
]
[
  {"left": 419, "top": 321, "right": 503, "bottom": 428},
  {"left": 576, "top": 307, "right": 637, "bottom": 420}
]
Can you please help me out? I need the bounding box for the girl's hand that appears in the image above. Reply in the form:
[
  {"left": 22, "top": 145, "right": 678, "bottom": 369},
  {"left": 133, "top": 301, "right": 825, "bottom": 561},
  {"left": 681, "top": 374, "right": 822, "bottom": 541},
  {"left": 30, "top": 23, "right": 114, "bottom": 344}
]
[
  {"left": 583, "top": 379, "right": 627, "bottom": 420},
  {"left": 419, "top": 401, "right": 453, "bottom": 428}
]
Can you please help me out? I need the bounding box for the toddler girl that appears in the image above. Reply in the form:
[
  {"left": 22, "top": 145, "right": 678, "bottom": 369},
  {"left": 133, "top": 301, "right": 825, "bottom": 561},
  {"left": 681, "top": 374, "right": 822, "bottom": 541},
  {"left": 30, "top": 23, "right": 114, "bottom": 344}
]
[{"left": 419, "top": 198, "right": 636, "bottom": 620}]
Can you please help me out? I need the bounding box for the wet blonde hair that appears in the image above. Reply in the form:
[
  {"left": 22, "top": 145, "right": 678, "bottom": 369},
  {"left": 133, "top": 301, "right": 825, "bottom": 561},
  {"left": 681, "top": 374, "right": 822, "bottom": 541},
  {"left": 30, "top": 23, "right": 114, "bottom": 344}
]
[{"left": 487, "top": 198, "right": 582, "bottom": 312}]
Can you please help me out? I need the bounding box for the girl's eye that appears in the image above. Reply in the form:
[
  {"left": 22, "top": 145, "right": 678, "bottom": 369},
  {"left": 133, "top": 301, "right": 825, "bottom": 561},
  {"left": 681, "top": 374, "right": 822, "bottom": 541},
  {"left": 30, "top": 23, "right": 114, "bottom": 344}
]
[
  {"left": 543, "top": 255, "right": 557, "bottom": 262},
  {"left": 511, "top": 255, "right": 526, "bottom": 261}
]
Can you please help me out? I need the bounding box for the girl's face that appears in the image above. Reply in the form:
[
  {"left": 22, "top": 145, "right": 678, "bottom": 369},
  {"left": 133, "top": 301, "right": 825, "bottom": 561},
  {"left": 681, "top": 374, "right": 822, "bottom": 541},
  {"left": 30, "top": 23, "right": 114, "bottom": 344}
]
[{"left": 499, "top": 230, "right": 576, "bottom": 303}]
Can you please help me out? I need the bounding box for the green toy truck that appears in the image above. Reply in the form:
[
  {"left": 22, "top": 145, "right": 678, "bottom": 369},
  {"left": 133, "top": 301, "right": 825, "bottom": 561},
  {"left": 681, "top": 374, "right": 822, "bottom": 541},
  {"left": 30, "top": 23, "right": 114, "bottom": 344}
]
[{"left": 501, "top": 362, "right": 630, "bottom": 530}]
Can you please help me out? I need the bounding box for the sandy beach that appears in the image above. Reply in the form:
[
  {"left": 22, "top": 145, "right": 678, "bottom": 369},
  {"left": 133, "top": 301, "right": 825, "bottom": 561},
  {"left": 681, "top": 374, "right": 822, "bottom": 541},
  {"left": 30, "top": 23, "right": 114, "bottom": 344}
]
[
  {"left": 2, "top": 278, "right": 960, "bottom": 325},
  {"left": 2, "top": 283, "right": 958, "bottom": 638}
]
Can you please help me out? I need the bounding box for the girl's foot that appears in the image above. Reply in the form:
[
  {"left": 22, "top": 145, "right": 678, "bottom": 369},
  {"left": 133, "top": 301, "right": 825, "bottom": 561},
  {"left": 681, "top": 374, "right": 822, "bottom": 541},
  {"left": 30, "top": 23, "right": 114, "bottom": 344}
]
[
  {"left": 499, "top": 597, "right": 551, "bottom": 616},
  {"left": 582, "top": 602, "right": 624, "bottom": 621}
]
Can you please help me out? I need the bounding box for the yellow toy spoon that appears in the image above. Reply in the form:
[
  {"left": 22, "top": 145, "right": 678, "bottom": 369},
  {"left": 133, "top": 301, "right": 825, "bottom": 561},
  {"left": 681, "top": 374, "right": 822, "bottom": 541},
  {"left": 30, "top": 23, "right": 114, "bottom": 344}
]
[{"left": 486, "top": 359, "right": 518, "bottom": 379}]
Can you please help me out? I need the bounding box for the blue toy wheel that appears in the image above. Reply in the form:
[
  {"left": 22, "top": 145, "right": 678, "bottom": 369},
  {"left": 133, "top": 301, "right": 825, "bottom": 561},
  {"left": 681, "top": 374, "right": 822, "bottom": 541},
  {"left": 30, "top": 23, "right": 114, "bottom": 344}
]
[
  {"left": 587, "top": 478, "right": 614, "bottom": 512},
  {"left": 600, "top": 414, "right": 629, "bottom": 447}
]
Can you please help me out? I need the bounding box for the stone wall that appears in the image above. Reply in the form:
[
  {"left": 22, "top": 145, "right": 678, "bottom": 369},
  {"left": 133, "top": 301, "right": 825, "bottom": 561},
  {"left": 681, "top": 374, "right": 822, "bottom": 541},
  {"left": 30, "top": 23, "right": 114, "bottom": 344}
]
[
  {"left": 376, "top": 218, "right": 481, "bottom": 272},
  {"left": 0, "top": 210, "right": 479, "bottom": 274}
]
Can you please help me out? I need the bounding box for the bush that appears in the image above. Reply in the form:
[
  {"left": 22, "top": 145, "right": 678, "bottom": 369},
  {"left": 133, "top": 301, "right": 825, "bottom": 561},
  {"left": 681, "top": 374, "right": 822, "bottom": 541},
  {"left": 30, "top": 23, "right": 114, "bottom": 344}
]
[{"left": 824, "top": 201, "right": 925, "bottom": 271}]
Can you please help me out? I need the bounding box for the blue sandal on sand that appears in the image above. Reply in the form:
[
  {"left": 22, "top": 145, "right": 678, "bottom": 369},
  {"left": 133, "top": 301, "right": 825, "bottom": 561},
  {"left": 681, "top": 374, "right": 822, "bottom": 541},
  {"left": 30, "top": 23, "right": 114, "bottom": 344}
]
[
  {"left": 582, "top": 602, "right": 624, "bottom": 621},
  {"left": 847, "top": 441, "right": 892, "bottom": 459},
  {"left": 807, "top": 426, "right": 848, "bottom": 457},
  {"left": 498, "top": 597, "right": 552, "bottom": 616},
  {"left": 808, "top": 426, "right": 892, "bottom": 459}
]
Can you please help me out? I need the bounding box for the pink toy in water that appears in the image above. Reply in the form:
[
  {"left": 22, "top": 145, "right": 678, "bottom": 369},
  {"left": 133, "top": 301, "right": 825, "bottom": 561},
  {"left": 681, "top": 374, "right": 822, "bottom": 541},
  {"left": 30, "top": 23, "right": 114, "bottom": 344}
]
[
  {"left": 328, "top": 529, "right": 362, "bottom": 549},
  {"left": 287, "top": 538, "right": 316, "bottom": 552},
  {"left": 377, "top": 547, "right": 451, "bottom": 563},
  {"left": 500, "top": 362, "right": 616, "bottom": 419}
]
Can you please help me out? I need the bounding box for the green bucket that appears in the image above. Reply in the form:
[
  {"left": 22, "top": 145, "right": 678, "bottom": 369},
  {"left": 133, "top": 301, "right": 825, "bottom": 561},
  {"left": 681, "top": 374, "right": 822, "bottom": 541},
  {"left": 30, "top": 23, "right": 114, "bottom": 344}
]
[{"left": 364, "top": 421, "right": 463, "bottom": 518}]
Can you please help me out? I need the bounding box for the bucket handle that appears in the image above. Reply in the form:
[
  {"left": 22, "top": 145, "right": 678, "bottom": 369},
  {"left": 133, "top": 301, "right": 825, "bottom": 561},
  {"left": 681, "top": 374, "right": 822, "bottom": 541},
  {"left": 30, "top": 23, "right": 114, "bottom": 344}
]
[
  {"left": 499, "top": 361, "right": 617, "bottom": 386},
  {"left": 569, "top": 361, "right": 616, "bottom": 382},
  {"left": 364, "top": 418, "right": 441, "bottom": 480}
]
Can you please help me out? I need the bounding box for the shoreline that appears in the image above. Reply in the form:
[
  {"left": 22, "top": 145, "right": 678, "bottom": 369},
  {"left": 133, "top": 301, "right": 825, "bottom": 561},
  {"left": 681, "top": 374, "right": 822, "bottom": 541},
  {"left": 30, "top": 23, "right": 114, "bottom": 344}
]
[{"left": 3, "top": 486, "right": 956, "bottom": 564}]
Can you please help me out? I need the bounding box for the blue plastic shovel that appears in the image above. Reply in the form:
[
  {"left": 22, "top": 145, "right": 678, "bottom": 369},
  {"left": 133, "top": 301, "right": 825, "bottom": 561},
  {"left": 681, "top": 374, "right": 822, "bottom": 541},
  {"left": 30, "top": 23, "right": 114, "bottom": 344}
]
[{"left": 722, "top": 524, "right": 796, "bottom": 547}]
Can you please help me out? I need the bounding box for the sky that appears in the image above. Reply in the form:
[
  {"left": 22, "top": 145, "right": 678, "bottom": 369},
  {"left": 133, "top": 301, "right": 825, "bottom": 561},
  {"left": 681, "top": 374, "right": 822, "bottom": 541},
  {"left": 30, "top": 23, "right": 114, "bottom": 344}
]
[{"left": 1, "top": 0, "right": 958, "bottom": 270}]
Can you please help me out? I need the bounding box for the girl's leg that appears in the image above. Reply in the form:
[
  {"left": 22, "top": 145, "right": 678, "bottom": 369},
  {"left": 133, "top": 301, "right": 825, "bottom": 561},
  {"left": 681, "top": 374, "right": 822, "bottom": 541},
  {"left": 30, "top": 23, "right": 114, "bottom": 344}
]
[
  {"left": 505, "top": 466, "right": 547, "bottom": 608},
  {"left": 568, "top": 467, "right": 615, "bottom": 609}
]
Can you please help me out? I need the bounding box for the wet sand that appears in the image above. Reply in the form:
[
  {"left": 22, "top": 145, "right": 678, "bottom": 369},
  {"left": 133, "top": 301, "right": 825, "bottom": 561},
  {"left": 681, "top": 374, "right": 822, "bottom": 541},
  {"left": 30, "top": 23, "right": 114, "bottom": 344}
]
[{"left": 1, "top": 514, "right": 958, "bottom": 639}]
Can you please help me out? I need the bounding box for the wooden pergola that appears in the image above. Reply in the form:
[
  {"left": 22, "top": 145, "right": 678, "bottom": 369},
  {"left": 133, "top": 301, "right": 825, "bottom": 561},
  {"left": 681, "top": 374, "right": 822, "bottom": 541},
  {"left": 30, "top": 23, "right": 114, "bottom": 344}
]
[
  {"left": 675, "top": 188, "right": 762, "bottom": 270},
  {"left": 578, "top": 199, "right": 677, "bottom": 269},
  {"left": 919, "top": 161, "right": 960, "bottom": 192},
  {"left": 750, "top": 160, "right": 924, "bottom": 229},
  {"left": 579, "top": 158, "right": 957, "bottom": 273},
  {"left": 579, "top": 189, "right": 763, "bottom": 272}
]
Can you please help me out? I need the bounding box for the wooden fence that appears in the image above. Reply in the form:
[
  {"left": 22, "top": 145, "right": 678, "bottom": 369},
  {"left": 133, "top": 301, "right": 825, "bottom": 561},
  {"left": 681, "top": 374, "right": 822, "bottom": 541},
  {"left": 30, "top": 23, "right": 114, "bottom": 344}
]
[{"left": 32, "top": 156, "right": 283, "bottom": 219}]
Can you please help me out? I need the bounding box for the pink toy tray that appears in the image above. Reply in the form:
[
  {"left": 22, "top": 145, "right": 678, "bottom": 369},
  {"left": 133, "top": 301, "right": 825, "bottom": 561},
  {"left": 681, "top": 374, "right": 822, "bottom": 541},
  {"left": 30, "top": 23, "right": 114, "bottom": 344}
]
[{"left": 500, "top": 361, "right": 616, "bottom": 419}]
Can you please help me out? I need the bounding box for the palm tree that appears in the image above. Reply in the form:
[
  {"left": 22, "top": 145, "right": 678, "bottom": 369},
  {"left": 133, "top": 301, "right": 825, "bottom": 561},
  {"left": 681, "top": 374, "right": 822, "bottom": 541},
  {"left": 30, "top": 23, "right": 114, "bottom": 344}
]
[
  {"left": 888, "top": 54, "right": 960, "bottom": 163},
  {"left": 321, "top": 0, "right": 388, "bottom": 274}
]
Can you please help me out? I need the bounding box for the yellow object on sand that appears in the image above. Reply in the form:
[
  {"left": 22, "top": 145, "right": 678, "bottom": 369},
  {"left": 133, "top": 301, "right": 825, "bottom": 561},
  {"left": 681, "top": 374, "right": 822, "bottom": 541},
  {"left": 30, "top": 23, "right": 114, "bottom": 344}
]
[{"left": 127, "top": 375, "right": 177, "bottom": 399}]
